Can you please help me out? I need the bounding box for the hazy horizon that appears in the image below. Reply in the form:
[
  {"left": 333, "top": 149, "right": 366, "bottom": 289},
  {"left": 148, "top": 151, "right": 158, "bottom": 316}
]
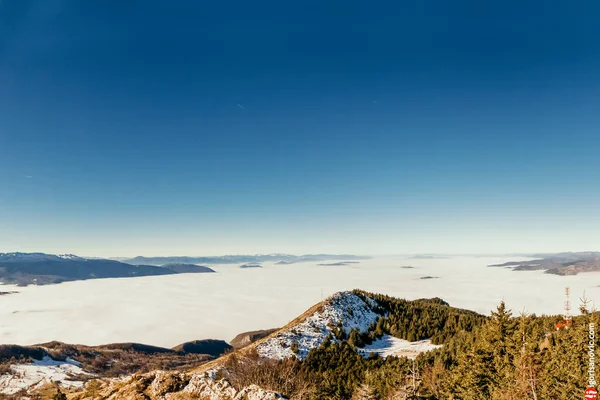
[{"left": 0, "top": 248, "right": 598, "bottom": 260}]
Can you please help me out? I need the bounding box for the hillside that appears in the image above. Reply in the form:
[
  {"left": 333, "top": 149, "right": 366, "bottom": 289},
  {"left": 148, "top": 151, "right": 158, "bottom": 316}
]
[
  {"left": 230, "top": 329, "right": 279, "bottom": 349},
  {"left": 1, "top": 290, "right": 593, "bottom": 399},
  {"left": 0, "top": 291, "right": 479, "bottom": 398},
  {"left": 0, "top": 253, "right": 215, "bottom": 286},
  {"left": 190, "top": 291, "right": 598, "bottom": 400},
  {"left": 489, "top": 251, "right": 600, "bottom": 275}
]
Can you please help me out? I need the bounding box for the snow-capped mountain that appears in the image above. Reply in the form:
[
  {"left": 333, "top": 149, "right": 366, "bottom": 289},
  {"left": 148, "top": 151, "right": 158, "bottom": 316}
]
[
  {"left": 257, "top": 291, "right": 382, "bottom": 360},
  {"left": 0, "top": 290, "right": 473, "bottom": 399},
  {"left": 57, "top": 254, "right": 84, "bottom": 260},
  {"left": 0, "top": 252, "right": 68, "bottom": 263}
]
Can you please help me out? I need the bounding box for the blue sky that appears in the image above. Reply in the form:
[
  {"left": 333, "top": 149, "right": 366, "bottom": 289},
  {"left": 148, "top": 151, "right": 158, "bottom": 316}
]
[{"left": 1, "top": 1, "right": 599, "bottom": 256}]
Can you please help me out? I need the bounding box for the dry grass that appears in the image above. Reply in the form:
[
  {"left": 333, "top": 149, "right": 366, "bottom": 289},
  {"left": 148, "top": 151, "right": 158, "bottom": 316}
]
[
  {"left": 190, "top": 299, "right": 328, "bottom": 375},
  {"left": 0, "top": 342, "right": 213, "bottom": 380}
]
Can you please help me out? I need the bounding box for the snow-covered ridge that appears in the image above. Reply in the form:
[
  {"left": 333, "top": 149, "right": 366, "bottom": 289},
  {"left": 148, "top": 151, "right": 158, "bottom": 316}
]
[
  {"left": 257, "top": 291, "right": 382, "bottom": 360},
  {"left": 0, "top": 356, "right": 91, "bottom": 395},
  {"left": 57, "top": 254, "right": 84, "bottom": 260},
  {"left": 0, "top": 252, "right": 85, "bottom": 262}
]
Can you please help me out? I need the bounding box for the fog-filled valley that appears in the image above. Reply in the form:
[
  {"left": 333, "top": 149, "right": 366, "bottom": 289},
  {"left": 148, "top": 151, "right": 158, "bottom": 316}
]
[{"left": 2, "top": 256, "right": 597, "bottom": 347}]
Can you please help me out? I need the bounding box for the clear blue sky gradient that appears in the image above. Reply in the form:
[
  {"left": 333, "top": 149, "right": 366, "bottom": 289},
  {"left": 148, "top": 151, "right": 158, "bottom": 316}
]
[{"left": 1, "top": 1, "right": 599, "bottom": 256}]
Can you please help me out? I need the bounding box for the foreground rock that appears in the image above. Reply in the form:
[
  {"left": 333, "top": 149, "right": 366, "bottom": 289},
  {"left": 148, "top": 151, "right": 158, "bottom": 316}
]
[
  {"left": 0, "top": 356, "right": 90, "bottom": 395},
  {"left": 69, "top": 370, "right": 286, "bottom": 400}
]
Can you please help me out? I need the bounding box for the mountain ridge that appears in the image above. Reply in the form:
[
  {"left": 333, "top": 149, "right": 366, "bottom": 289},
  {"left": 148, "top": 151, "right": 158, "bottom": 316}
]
[
  {"left": 489, "top": 251, "right": 600, "bottom": 275},
  {"left": 1, "top": 289, "right": 588, "bottom": 399},
  {"left": 123, "top": 254, "right": 371, "bottom": 266},
  {"left": 0, "top": 253, "right": 215, "bottom": 286}
]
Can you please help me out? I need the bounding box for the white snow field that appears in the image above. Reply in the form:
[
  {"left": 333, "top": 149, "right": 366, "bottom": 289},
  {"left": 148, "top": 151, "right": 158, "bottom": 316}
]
[
  {"left": 1, "top": 256, "right": 599, "bottom": 347},
  {"left": 358, "top": 335, "right": 442, "bottom": 360},
  {"left": 0, "top": 356, "right": 90, "bottom": 394}
]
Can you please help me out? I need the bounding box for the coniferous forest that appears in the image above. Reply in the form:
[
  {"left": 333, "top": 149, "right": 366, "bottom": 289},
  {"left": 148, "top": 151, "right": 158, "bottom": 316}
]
[{"left": 221, "top": 290, "right": 597, "bottom": 400}]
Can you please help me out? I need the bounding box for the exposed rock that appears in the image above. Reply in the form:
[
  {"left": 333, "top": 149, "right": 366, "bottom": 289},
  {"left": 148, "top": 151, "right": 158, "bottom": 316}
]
[
  {"left": 68, "top": 371, "right": 286, "bottom": 400},
  {"left": 150, "top": 371, "right": 188, "bottom": 397},
  {"left": 180, "top": 374, "right": 237, "bottom": 399},
  {"left": 236, "top": 384, "right": 285, "bottom": 399}
]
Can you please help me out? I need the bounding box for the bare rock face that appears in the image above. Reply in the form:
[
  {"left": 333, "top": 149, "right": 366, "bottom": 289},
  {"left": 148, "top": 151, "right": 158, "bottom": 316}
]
[
  {"left": 179, "top": 374, "right": 237, "bottom": 399},
  {"left": 150, "top": 371, "right": 188, "bottom": 397},
  {"left": 236, "top": 384, "right": 285, "bottom": 400},
  {"left": 179, "top": 374, "right": 285, "bottom": 400},
  {"left": 70, "top": 370, "right": 285, "bottom": 400}
]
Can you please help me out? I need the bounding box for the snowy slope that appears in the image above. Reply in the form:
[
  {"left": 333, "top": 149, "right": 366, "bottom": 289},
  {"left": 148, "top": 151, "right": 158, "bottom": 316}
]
[
  {"left": 0, "top": 356, "right": 91, "bottom": 395},
  {"left": 358, "top": 335, "right": 441, "bottom": 360},
  {"left": 57, "top": 254, "right": 84, "bottom": 260},
  {"left": 256, "top": 291, "right": 381, "bottom": 360},
  {"left": 0, "top": 252, "right": 66, "bottom": 262}
]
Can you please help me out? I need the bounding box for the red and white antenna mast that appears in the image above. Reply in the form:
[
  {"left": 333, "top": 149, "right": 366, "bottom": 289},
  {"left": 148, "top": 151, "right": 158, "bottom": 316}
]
[
  {"left": 555, "top": 287, "right": 574, "bottom": 330},
  {"left": 564, "top": 287, "right": 572, "bottom": 322}
]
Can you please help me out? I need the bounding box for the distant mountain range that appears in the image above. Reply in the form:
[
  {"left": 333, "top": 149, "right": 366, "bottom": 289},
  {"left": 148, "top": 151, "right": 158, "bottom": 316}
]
[
  {"left": 0, "top": 252, "right": 369, "bottom": 286},
  {"left": 489, "top": 251, "right": 600, "bottom": 275},
  {"left": 122, "top": 253, "right": 370, "bottom": 266},
  {"left": 0, "top": 252, "right": 215, "bottom": 286}
]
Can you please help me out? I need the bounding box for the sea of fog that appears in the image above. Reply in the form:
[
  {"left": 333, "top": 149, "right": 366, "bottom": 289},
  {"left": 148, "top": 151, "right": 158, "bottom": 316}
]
[{"left": 2, "top": 256, "right": 600, "bottom": 348}]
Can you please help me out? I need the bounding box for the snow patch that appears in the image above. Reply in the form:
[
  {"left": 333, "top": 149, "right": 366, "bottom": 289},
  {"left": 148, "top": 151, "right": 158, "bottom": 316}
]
[
  {"left": 0, "top": 356, "right": 92, "bottom": 395},
  {"left": 358, "top": 334, "right": 442, "bottom": 360},
  {"left": 58, "top": 254, "right": 83, "bottom": 260},
  {"left": 257, "top": 291, "right": 381, "bottom": 360}
]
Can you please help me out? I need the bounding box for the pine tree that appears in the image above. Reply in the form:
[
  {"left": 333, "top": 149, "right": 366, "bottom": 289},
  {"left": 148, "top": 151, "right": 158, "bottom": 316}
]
[
  {"left": 348, "top": 329, "right": 364, "bottom": 348},
  {"left": 512, "top": 311, "right": 541, "bottom": 400},
  {"left": 351, "top": 383, "right": 377, "bottom": 400},
  {"left": 485, "top": 301, "right": 517, "bottom": 392}
]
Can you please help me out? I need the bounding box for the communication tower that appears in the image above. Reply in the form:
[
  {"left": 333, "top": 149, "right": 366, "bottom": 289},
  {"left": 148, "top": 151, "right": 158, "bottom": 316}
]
[{"left": 556, "top": 287, "right": 573, "bottom": 330}]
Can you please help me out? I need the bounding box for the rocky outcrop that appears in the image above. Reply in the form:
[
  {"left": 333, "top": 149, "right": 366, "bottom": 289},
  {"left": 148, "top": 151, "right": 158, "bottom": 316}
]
[
  {"left": 179, "top": 373, "right": 236, "bottom": 399},
  {"left": 69, "top": 370, "right": 286, "bottom": 400}
]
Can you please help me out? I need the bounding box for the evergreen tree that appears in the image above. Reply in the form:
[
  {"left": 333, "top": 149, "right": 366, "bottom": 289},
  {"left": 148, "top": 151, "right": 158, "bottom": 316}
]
[{"left": 351, "top": 383, "right": 377, "bottom": 400}]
